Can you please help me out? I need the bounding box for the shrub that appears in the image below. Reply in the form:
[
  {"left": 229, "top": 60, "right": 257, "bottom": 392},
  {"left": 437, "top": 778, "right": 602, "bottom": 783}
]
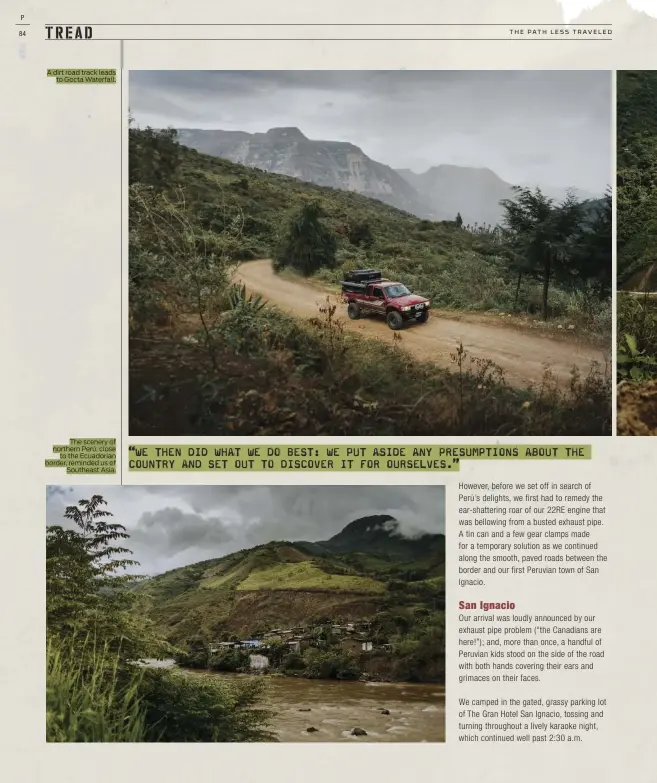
[
  {"left": 137, "top": 670, "right": 276, "bottom": 742},
  {"left": 303, "top": 648, "right": 361, "bottom": 680},
  {"left": 274, "top": 200, "right": 338, "bottom": 276}
]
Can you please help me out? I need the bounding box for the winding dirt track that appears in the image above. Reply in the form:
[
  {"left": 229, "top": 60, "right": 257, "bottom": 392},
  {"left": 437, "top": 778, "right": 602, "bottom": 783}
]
[{"left": 236, "top": 260, "right": 608, "bottom": 389}]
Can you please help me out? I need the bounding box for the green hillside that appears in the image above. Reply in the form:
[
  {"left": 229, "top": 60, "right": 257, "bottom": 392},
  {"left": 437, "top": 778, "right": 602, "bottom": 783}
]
[{"left": 133, "top": 517, "right": 445, "bottom": 648}]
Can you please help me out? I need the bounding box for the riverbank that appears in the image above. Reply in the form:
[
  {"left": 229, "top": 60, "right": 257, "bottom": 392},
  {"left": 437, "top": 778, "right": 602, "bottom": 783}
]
[{"left": 189, "top": 669, "right": 446, "bottom": 742}]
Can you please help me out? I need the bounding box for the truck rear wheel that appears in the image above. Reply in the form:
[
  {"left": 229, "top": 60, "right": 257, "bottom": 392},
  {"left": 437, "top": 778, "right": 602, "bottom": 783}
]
[
  {"left": 387, "top": 310, "right": 403, "bottom": 330},
  {"left": 417, "top": 309, "right": 429, "bottom": 323},
  {"left": 347, "top": 303, "right": 361, "bottom": 320}
]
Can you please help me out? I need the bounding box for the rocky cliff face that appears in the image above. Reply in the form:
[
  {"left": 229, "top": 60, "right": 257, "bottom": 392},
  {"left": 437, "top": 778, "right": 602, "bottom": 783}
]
[
  {"left": 176, "top": 126, "right": 600, "bottom": 227},
  {"left": 177, "top": 127, "right": 426, "bottom": 216}
]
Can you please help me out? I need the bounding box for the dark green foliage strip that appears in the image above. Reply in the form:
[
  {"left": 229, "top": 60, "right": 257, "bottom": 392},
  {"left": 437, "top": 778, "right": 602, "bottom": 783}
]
[{"left": 616, "top": 72, "right": 657, "bottom": 382}]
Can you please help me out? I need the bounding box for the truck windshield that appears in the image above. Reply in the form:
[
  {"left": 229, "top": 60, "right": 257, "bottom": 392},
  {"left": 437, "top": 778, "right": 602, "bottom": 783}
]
[{"left": 384, "top": 284, "right": 411, "bottom": 298}]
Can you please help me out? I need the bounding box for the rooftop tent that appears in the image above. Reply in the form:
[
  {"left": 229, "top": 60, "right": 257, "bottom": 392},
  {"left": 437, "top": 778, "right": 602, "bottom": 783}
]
[{"left": 343, "top": 269, "right": 382, "bottom": 284}]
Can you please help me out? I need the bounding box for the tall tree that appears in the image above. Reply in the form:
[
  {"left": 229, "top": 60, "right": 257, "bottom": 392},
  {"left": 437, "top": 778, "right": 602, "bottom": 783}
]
[
  {"left": 570, "top": 190, "right": 612, "bottom": 297},
  {"left": 501, "top": 187, "right": 583, "bottom": 320},
  {"left": 46, "top": 495, "right": 160, "bottom": 661}
]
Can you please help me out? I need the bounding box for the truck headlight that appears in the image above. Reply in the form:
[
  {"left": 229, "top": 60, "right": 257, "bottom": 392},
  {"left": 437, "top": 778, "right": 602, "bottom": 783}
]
[{"left": 402, "top": 306, "right": 411, "bottom": 312}]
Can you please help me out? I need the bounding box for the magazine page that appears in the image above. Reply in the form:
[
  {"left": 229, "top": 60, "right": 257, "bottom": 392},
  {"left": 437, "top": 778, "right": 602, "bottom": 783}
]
[{"left": 1, "top": 0, "right": 656, "bottom": 780}]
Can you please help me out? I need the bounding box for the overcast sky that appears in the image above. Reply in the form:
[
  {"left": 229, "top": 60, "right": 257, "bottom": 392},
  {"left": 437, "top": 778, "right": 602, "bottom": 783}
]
[
  {"left": 46, "top": 485, "right": 445, "bottom": 577},
  {"left": 130, "top": 70, "right": 611, "bottom": 191}
]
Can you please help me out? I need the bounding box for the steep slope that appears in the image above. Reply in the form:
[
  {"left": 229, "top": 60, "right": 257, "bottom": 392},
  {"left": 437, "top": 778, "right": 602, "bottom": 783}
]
[
  {"left": 176, "top": 126, "right": 426, "bottom": 216},
  {"left": 134, "top": 517, "right": 445, "bottom": 644},
  {"left": 617, "top": 70, "right": 657, "bottom": 289},
  {"left": 143, "top": 136, "right": 479, "bottom": 268}
]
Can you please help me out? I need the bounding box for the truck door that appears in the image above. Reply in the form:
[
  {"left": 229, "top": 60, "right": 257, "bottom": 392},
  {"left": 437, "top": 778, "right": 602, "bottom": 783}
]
[{"left": 370, "top": 286, "right": 386, "bottom": 312}]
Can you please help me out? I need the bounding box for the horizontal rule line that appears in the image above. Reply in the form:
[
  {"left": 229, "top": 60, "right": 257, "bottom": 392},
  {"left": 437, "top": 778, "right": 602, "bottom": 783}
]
[
  {"left": 44, "top": 37, "right": 613, "bottom": 41},
  {"left": 43, "top": 22, "right": 614, "bottom": 26}
]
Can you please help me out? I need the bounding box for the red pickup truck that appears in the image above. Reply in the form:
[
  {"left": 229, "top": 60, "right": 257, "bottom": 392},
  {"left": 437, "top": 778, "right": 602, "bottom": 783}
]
[{"left": 340, "top": 269, "right": 431, "bottom": 330}]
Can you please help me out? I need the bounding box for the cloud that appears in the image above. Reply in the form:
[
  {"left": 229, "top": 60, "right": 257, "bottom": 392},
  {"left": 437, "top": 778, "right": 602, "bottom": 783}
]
[
  {"left": 129, "top": 70, "right": 611, "bottom": 192},
  {"left": 46, "top": 485, "right": 445, "bottom": 575}
]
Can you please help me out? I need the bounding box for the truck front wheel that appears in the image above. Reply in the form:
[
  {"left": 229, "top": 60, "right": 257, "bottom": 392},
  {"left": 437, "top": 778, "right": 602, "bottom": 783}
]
[
  {"left": 347, "top": 303, "right": 361, "bottom": 320},
  {"left": 417, "top": 309, "right": 429, "bottom": 323},
  {"left": 387, "top": 310, "right": 404, "bottom": 330}
]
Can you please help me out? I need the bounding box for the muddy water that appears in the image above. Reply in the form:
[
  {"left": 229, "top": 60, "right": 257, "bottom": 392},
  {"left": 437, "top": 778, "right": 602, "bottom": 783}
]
[
  {"left": 141, "top": 661, "right": 444, "bottom": 742},
  {"left": 207, "top": 672, "right": 445, "bottom": 742}
]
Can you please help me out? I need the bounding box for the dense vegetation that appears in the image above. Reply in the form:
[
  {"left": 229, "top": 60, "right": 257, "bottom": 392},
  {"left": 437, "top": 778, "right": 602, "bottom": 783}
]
[
  {"left": 46, "top": 496, "right": 275, "bottom": 742},
  {"left": 174, "top": 612, "right": 446, "bottom": 685},
  {"left": 616, "top": 73, "right": 657, "bottom": 411},
  {"left": 129, "top": 126, "right": 612, "bottom": 436},
  {"left": 617, "top": 71, "right": 657, "bottom": 288}
]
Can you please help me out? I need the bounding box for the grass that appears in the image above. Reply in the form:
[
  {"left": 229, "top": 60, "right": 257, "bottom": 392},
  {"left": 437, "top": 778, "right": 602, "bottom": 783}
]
[
  {"left": 130, "top": 299, "right": 611, "bottom": 436},
  {"left": 46, "top": 636, "right": 147, "bottom": 742},
  {"left": 47, "top": 635, "right": 277, "bottom": 743},
  {"left": 236, "top": 562, "right": 386, "bottom": 594}
]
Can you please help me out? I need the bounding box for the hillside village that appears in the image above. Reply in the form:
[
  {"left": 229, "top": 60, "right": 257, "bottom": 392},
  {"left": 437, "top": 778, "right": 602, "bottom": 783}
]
[{"left": 210, "top": 621, "right": 385, "bottom": 663}]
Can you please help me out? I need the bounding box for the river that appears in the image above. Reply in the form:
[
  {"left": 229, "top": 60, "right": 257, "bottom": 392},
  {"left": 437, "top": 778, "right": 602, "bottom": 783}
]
[
  {"left": 141, "top": 661, "right": 444, "bottom": 742},
  {"left": 252, "top": 676, "right": 445, "bottom": 742}
]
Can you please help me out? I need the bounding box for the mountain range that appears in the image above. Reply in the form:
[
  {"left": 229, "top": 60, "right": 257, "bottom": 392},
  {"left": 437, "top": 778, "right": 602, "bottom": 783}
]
[
  {"left": 175, "top": 126, "right": 600, "bottom": 227},
  {"left": 133, "top": 515, "right": 445, "bottom": 645}
]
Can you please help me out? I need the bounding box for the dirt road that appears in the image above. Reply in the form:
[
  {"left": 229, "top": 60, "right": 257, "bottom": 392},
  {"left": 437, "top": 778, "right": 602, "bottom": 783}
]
[{"left": 236, "top": 260, "right": 609, "bottom": 388}]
